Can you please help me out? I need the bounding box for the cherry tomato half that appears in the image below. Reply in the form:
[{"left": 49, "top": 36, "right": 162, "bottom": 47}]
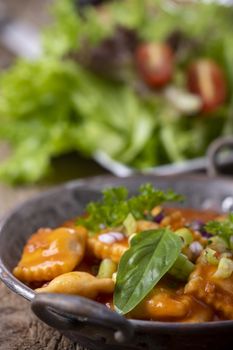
[
  {"left": 187, "top": 59, "right": 227, "bottom": 113},
  {"left": 135, "top": 43, "right": 174, "bottom": 88}
]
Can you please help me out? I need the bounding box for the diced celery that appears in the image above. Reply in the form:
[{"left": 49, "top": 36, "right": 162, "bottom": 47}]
[
  {"left": 208, "top": 236, "right": 228, "bottom": 253},
  {"left": 97, "top": 259, "right": 117, "bottom": 279},
  {"left": 213, "top": 257, "right": 233, "bottom": 279},
  {"left": 175, "top": 228, "right": 193, "bottom": 247},
  {"left": 123, "top": 212, "right": 137, "bottom": 236},
  {"left": 204, "top": 248, "right": 219, "bottom": 265},
  {"left": 169, "top": 254, "right": 194, "bottom": 281}
]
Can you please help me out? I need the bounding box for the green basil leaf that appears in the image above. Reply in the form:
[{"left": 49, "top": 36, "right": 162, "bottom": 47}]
[
  {"left": 113, "top": 228, "right": 182, "bottom": 315},
  {"left": 130, "top": 229, "right": 160, "bottom": 247}
]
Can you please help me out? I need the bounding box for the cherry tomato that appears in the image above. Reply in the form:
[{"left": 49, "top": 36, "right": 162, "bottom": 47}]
[
  {"left": 135, "top": 43, "right": 174, "bottom": 88},
  {"left": 187, "top": 59, "right": 227, "bottom": 113}
]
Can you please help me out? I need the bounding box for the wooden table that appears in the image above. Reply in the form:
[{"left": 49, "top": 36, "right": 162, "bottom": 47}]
[{"left": 0, "top": 184, "right": 85, "bottom": 350}]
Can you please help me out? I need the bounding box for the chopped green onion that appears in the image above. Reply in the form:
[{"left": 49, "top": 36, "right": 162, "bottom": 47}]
[
  {"left": 204, "top": 248, "right": 218, "bottom": 265},
  {"left": 208, "top": 236, "right": 228, "bottom": 253},
  {"left": 97, "top": 259, "right": 117, "bottom": 279},
  {"left": 175, "top": 228, "right": 193, "bottom": 247},
  {"left": 169, "top": 254, "right": 194, "bottom": 281},
  {"left": 213, "top": 257, "right": 233, "bottom": 279},
  {"left": 123, "top": 213, "right": 137, "bottom": 236}
]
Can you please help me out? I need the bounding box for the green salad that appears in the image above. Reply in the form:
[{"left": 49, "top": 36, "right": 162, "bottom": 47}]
[{"left": 0, "top": 0, "right": 233, "bottom": 184}]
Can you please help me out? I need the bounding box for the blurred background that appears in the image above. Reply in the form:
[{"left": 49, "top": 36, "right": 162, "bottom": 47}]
[
  {"left": 0, "top": 0, "right": 50, "bottom": 67},
  {"left": 0, "top": 0, "right": 233, "bottom": 193}
]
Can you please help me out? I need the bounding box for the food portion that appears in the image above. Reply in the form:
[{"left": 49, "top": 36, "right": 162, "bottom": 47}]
[
  {"left": 13, "top": 184, "right": 233, "bottom": 322},
  {"left": 185, "top": 263, "right": 233, "bottom": 320},
  {"left": 36, "top": 271, "right": 115, "bottom": 299},
  {"left": 1, "top": 0, "right": 233, "bottom": 184},
  {"left": 13, "top": 226, "right": 87, "bottom": 282}
]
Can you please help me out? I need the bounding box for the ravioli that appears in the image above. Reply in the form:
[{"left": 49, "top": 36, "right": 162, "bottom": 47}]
[
  {"left": 185, "top": 263, "right": 233, "bottom": 319},
  {"left": 13, "top": 226, "right": 87, "bottom": 282},
  {"left": 36, "top": 271, "right": 114, "bottom": 298}
]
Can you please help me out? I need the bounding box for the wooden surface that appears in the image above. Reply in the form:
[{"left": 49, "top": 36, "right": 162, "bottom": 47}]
[
  {"left": 0, "top": 185, "right": 85, "bottom": 350},
  {"left": 0, "top": 282, "right": 78, "bottom": 350},
  {"left": 1, "top": 1, "right": 98, "bottom": 348}
]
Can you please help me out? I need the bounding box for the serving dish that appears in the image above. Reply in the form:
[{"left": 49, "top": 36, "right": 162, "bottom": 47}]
[{"left": 1, "top": 174, "right": 233, "bottom": 350}]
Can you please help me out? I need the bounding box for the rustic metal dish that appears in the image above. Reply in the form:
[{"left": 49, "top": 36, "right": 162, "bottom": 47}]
[{"left": 1, "top": 174, "right": 233, "bottom": 350}]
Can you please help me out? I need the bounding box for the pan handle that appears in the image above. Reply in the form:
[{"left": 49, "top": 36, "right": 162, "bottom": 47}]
[
  {"left": 207, "top": 136, "right": 233, "bottom": 177},
  {"left": 31, "top": 293, "right": 134, "bottom": 343}
]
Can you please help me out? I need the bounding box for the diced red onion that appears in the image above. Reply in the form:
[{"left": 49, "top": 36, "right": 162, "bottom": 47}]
[
  {"left": 189, "top": 220, "right": 204, "bottom": 231},
  {"left": 153, "top": 211, "right": 165, "bottom": 223},
  {"left": 111, "top": 232, "right": 125, "bottom": 241},
  {"left": 189, "top": 220, "right": 212, "bottom": 238},
  {"left": 98, "top": 232, "right": 125, "bottom": 245},
  {"left": 189, "top": 241, "right": 203, "bottom": 257},
  {"left": 98, "top": 234, "right": 115, "bottom": 244}
]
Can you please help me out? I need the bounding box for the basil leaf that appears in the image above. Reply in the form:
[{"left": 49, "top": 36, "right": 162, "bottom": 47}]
[
  {"left": 113, "top": 228, "right": 182, "bottom": 315},
  {"left": 130, "top": 229, "right": 160, "bottom": 247}
]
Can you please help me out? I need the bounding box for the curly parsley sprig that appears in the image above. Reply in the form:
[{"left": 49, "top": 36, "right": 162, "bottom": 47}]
[
  {"left": 77, "top": 183, "right": 182, "bottom": 232},
  {"left": 205, "top": 213, "right": 233, "bottom": 247}
]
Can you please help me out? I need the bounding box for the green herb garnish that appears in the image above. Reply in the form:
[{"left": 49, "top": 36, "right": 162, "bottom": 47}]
[
  {"left": 205, "top": 213, "right": 233, "bottom": 247},
  {"left": 77, "top": 184, "right": 182, "bottom": 232},
  {"left": 113, "top": 228, "right": 182, "bottom": 314}
]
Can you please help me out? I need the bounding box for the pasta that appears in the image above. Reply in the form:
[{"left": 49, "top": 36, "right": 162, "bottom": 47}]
[
  {"left": 13, "top": 226, "right": 87, "bottom": 282},
  {"left": 36, "top": 271, "right": 114, "bottom": 298},
  {"left": 87, "top": 235, "right": 128, "bottom": 263},
  {"left": 129, "top": 285, "right": 214, "bottom": 322},
  {"left": 185, "top": 263, "right": 233, "bottom": 319}
]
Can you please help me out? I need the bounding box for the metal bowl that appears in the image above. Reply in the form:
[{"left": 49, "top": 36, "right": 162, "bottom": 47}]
[{"left": 1, "top": 174, "right": 233, "bottom": 350}]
